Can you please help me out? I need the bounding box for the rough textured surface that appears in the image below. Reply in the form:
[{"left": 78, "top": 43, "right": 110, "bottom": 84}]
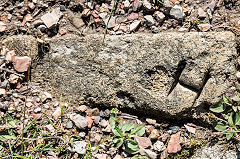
[
  {"left": 191, "top": 144, "right": 239, "bottom": 159},
  {"left": 9, "top": 32, "right": 237, "bottom": 119},
  {"left": 3, "top": 35, "right": 38, "bottom": 60}
]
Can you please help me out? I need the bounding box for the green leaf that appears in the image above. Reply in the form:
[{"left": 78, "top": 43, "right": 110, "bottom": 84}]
[
  {"left": 214, "top": 122, "right": 228, "bottom": 131},
  {"left": 109, "top": 116, "right": 116, "bottom": 128},
  {"left": 125, "top": 140, "right": 139, "bottom": 154},
  {"left": 226, "top": 132, "right": 233, "bottom": 140},
  {"left": 232, "top": 106, "right": 238, "bottom": 112},
  {"left": 0, "top": 135, "right": 16, "bottom": 140},
  {"left": 130, "top": 125, "right": 145, "bottom": 136},
  {"left": 128, "top": 138, "right": 138, "bottom": 145},
  {"left": 122, "top": 123, "right": 135, "bottom": 132},
  {"left": 112, "top": 127, "right": 122, "bottom": 137},
  {"left": 8, "top": 120, "right": 17, "bottom": 128},
  {"left": 113, "top": 137, "right": 119, "bottom": 143},
  {"left": 223, "top": 96, "right": 232, "bottom": 105},
  {"left": 228, "top": 112, "right": 234, "bottom": 126},
  {"left": 232, "top": 95, "right": 240, "bottom": 102},
  {"left": 235, "top": 82, "right": 240, "bottom": 91},
  {"left": 210, "top": 102, "right": 226, "bottom": 113},
  {"left": 226, "top": 129, "right": 234, "bottom": 140},
  {"left": 110, "top": 108, "right": 118, "bottom": 116},
  {"left": 0, "top": 142, "right": 3, "bottom": 151},
  {"left": 222, "top": 114, "right": 229, "bottom": 120},
  {"left": 235, "top": 112, "right": 240, "bottom": 125},
  {"left": 113, "top": 138, "right": 123, "bottom": 148},
  {"left": 118, "top": 118, "right": 123, "bottom": 129}
]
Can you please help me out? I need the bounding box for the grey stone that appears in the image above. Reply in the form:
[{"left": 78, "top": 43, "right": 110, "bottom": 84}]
[
  {"left": 94, "top": 116, "right": 101, "bottom": 124},
  {"left": 169, "top": 126, "right": 180, "bottom": 134},
  {"left": 144, "top": 15, "right": 155, "bottom": 26},
  {"left": 100, "top": 119, "right": 109, "bottom": 128},
  {"left": 104, "top": 16, "right": 116, "bottom": 29},
  {"left": 70, "top": 114, "right": 88, "bottom": 129},
  {"left": 71, "top": 17, "right": 85, "bottom": 29},
  {"left": 139, "top": 148, "right": 157, "bottom": 159},
  {"left": 191, "top": 144, "right": 238, "bottom": 159},
  {"left": 38, "top": 25, "right": 47, "bottom": 32},
  {"left": 73, "top": 141, "right": 87, "bottom": 154},
  {"left": 123, "top": 0, "right": 130, "bottom": 9},
  {"left": 59, "top": 5, "right": 65, "bottom": 11},
  {"left": 236, "top": 72, "right": 240, "bottom": 80},
  {"left": 132, "top": 0, "right": 142, "bottom": 12},
  {"left": 170, "top": 5, "right": 184, "bottom": 19},
  {"left": 143, "top": 0, "right": 154, "bottom": 12},
  {"left": 30, "top": 32, "right": 237, "bottom": 120},
  {"left": 198, "top": 7, "right": 207, "bottom": 18},
  {"left": 153, "top": 141, "right": 165, "bottom": 152},
  {"left": 1, "top": 79, "right": 8, "bottom": 88},
  {"left": 146, "top": 118, "right": 156, "bottom": 125},
  {"left": 155, "top": 11, "right": 165, "bottom": 23},
  {"left": 129, "top": 20, "right": 141, "bottom": 32},
  {"left": 103, "top": 109, "right": 110, "bottom": 117},
  {"left": 34, "top": 107, "right": 42, "bottom": 113},
  {"left": 66, "top": 121, "right": 73, "bottom": 129},
  {"left": 136, "top": 136, "right": 152, "bottom": 149},
  {"left": 31, "top": 20, "right": 44, "bottom": 27},
  {"left": 151, "top": 26, "right": 159, "bottom": 33},
  {"left": 41, "top": 8, "right": 63, "bottom": 28},
  {"left": 164, "top": 0, "right": 172, "bottom": 8}
]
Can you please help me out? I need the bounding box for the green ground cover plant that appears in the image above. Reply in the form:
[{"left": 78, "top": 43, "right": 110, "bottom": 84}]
[
  {"left": 210, "top": 84, "right": 240, "bottom": 140},
  {"left": 109, "top": 108, "right": 145, "bottom": 154}
]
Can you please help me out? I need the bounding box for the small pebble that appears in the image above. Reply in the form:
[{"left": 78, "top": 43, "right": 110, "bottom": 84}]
[
  {"left": 59, "top": 5, "right": 65, "bottom": 11},
  {"left": 149, "top": 129, "right": 160, "bottom": 140},
  {"left": 77, "top": 105, "right": 88, "bottom": 113},
  {"left": 100, "top": 119, "right": 108, "bottom": 128},
  {"left": 73, "top": 141, "right": 87, "bottom": 154},
  {"left": 169, "top": 126, "right": 180, "bottom": 134},
  {"left": 236, "top": 72, "right": 240, "bottom": 80},
  {"left": 103, "top": 109, "right": 110, "bottom": 117},
  {"left": 1, "top": 79, "right": 8, "bottom": 88},
  {"left": 100, "top": 110, "right": 104, "bottom": 117},
  {"left": 66, "top": 121, "right": 73, "bottom": 129},
  {"left": 44, "top": 104, "right": 50, "bottom": 109},
  {"left": 94, "top": 116, "right": 101, "bottom": 124},
  {"left": 70, "top": 114, "right": 88, "bottom": 129},
  {"left": 153, "top": 140, "right": 165, "bottom": 152},
  {"left": 146, "top": 118, "right": 156, "bottom": 125},
  {"left": 79, "top": 132, "right": 86, "bottom": 138},
  {"left": 121, "top": 151, "right": 129, "bottom": 158},
  {"left": 34, "top": 107, "right": 42, "bottom": 113}
]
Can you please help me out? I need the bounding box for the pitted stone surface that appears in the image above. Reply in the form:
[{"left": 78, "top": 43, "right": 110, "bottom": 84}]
[
  {"left": 191, "top": 144, "right": 238, "bottom": 159},
  {"left": 3, "top": 35, "right": 38, "bottom": 60},
  {"left": 11, "top": 32, "right": 237, "bottom": 118}
]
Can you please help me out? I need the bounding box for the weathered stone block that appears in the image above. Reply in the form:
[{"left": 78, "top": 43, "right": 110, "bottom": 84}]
[{"left": 10, "top": 32, "right": 236, "bottom": 119}]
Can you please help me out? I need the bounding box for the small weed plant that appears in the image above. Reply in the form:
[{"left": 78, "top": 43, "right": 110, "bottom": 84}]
[
  {"left": 210, "top": 85, "right": 240, "bottom": 140},
  {"left": 82, "top": 144, "right": 99, "bottom": 159},
  {"left": 109, "top": 108, "right": 145, "bottom": 154}
]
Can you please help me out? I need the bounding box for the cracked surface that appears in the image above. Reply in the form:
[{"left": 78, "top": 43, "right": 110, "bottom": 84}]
[{"left": 3, "top": 32, "right": 237, "bottom": 119}]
